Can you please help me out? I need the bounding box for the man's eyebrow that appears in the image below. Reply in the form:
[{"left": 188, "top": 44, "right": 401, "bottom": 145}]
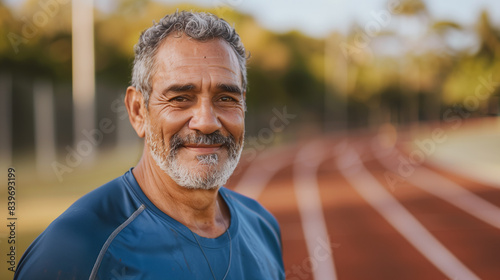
[
  {"left": 216, "top": 83, "right": 243, "bottom": 95},
  {"left": 164, "top": 84, "right": 196, "bottom": 93}
]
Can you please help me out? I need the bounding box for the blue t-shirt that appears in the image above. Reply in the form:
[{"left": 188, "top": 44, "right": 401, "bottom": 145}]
[{"left": 14, "top": 169, "right": 284, "bottom": 279}]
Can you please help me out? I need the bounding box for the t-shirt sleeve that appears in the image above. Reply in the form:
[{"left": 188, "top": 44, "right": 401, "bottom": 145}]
[
  {"left": 14, "top": 173, "right": 139, "bottom": 280},
  {"left": 14, "top": 209, "right": 103, "bottom": 280}
]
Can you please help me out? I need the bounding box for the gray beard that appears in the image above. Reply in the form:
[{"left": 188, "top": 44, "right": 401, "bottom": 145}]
[{"left": 146, "top": 125, "right": 243, "bottom": 190}]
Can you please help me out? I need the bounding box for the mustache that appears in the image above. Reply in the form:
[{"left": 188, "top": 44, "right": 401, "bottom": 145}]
[{"left": 169, "top": 131, "right": 238, "bottom": 153}]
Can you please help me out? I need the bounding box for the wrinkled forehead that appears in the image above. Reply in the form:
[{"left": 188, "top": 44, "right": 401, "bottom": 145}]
[{"left": 154, "top": 35, "right": 241, "bottom": 77}]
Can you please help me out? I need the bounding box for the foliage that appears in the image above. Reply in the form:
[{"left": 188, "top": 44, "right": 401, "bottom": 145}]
[{"left": 1, "top": 0, "right": 500, "bottom": 151}]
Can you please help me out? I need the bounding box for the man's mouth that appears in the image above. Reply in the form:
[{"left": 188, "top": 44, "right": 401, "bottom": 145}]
[{"left": 182, "top": 144, "right": 224, "bottom": 154}]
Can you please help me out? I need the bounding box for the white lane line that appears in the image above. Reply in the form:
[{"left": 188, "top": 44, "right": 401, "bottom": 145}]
[
  {"left": 374, "top": 146, "right": 500, "bottom": 230},
  {"left": 234, "top": 146, "right": 294, "bottom": 200},
  {"left": 294, "top": 140, "right": 337, "bottom": 280},
  {"left": 337, "top": 147, "right": 480, "bottom": 280},
  {"left": 424, "top": 159, "right": 500, "bottom": 189}
]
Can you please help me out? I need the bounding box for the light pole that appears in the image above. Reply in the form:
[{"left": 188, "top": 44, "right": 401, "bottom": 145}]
[{"left": 72, "top": 0, "right": 95, "bottom": 162}]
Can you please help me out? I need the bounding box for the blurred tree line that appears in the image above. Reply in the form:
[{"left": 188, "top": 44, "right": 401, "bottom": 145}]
[{"left": 1, "top": 0, "right": 499, "bottom": 155}]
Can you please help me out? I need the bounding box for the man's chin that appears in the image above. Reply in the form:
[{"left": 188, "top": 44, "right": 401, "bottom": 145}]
[
  {"left": 171, "top": 169, "right": 226, "bottom": 190},
  {"left": 151, "top": 146, "right": 240, "bottom": 189}
]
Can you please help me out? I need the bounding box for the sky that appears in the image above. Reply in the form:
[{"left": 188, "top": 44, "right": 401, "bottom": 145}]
[
  {"left": 4, "top": 0, "right": 500, "bottom": 38},
  {"left": 152, "top": 0, "right": 500, "bottom": 37}
]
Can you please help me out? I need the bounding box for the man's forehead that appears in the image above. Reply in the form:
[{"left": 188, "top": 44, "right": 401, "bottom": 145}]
[
  {"left": 153, "top": 36, "right": 241, "bottom": 84},
  {"left": 155, "top": 57, "right": 240, "bottom": 78},
  {"left": 167, "top": 57, "right": 235, "bottom": 67},
  {"left": 157, "top": 36, "right": 238, "bottom": 65}
]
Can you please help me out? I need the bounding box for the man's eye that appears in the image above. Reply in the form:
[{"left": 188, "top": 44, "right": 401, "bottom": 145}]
[
  {"left": 171, "top": 96, "right": 188, "bottom": 102},
  {"left": 220, "top": 96, "right": 236, "bottom": 102}
]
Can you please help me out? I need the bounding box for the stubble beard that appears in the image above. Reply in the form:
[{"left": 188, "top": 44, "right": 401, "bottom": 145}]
[{"left": 145, "top": 121, "right": 243, "bottom": 190}]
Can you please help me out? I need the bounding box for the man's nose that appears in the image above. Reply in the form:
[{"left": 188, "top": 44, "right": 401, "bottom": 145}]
[{"left": 188, "top": 99, "right": 222, "bottom": 134}]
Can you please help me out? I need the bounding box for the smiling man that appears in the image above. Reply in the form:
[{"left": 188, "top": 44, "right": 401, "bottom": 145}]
[{"left": 14, "top": 11, "right": 285, "bottom": 280}]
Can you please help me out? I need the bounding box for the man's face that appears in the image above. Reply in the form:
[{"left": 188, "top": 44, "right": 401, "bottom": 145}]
[{"left": 145, "top": 35, "right": 245, "bottom": 190}]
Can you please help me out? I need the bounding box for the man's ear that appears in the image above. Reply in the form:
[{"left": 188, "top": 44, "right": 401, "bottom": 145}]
[{"left": 125, "top": 86, "right": 147, "bottom": 138}]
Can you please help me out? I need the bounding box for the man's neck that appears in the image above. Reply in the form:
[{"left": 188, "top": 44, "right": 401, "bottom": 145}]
[{"left": 132, "top": 148, "right": 230, "bottom": 238}]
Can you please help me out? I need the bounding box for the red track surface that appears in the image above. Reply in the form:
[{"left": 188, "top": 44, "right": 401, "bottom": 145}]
[{"left": 226, "top": 130, "right": 500, "bottom": 280}]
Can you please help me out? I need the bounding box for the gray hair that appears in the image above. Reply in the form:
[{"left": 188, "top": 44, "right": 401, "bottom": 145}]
[{"left": 131, "top": 11, "right": 248, "bottom": 107}]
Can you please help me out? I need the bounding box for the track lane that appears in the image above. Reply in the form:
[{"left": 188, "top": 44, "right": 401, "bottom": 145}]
[
  {"left": 228, "top": 127, "right": 500, "bottom": 279},
  {"left": 337, "top": 145, "right": 480, "bottom": 280},
  {"left": 293, "top": 140, "right": 337, "bottom": 280},
  {"left": 374, "top": 145, "right": 500, "bottom": 230},
  {"left": 317, "top": 157, "right": 449, "bottom": 279}
]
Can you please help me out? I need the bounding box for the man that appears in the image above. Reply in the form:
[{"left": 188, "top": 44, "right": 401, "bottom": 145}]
[{"left": 15, "top": 11, "right": 284, "bottom": 280}]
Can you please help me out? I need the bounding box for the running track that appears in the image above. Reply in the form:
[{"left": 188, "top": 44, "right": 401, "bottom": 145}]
[{"left": 225, "top": 129, "right": 500, "bottom": 280}]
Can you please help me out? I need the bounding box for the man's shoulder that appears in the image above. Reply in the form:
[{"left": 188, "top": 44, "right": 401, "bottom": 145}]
[
  {"left": 14, "top": 170, "right": 143, "bottom": 280},
  {"left": 64, "top": 171, "right": 139, "bottom": 219},
  {"left": 221, "top": 187, "right": 284, "bottom": 272},
  {"left": 222, "top": 187, "right": 271, "bottom": 212},
  {"left": 47, "top": 170, "right": 143, "bottom": 243},
  {"left": 221, "top": 187, "right": 280, "bottom": 231}
]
